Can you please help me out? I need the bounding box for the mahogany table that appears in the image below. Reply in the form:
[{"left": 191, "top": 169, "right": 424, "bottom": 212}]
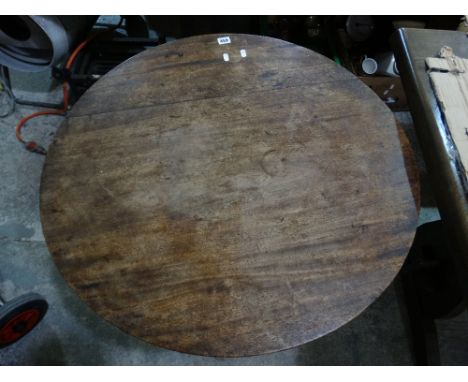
[{"left": 40, "top": 34, "right": 418, "bottom": 357}]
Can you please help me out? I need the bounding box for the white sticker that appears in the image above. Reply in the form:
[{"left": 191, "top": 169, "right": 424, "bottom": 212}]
[
  {"left": 217, "top": 36, "right": 231, "bottom": 45},
  {"left": 240, "top": 49, "right": 247, "bottom": 58},
  {"left": 223, "top": 53, "right": 230, "bottom": 62}
]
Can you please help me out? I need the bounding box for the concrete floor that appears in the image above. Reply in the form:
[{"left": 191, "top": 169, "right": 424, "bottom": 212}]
[{"left": 0, "top": 69, "right": 462, "bottom": 365}]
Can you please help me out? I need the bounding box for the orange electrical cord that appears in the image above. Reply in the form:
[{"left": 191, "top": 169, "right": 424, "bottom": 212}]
[{"left": 15, "top": 22, "right": 121, "bottom": 154}]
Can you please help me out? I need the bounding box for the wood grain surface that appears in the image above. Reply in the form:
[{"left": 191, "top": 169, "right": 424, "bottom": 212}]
[{"left": 40, "top": 34, "right": 418, "bottom": 357}]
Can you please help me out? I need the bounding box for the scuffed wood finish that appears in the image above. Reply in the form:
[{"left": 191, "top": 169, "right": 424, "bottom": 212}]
[{"left": 40, "top": 34, "right": 418, "bottom": 357}]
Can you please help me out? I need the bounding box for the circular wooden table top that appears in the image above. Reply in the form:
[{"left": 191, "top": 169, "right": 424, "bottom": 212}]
[{"left": 41, "top": 34, "right": 418, "bottom": 357}]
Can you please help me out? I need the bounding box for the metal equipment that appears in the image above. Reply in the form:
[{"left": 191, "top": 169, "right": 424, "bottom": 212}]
[
  {"left": 0, "top": 293, "right": 48, "bottom": 348},
  {"left": 0, "top": 16, "right": 96, "bottom": 72}
]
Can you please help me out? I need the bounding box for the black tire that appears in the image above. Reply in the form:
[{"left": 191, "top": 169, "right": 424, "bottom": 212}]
[{"left": 0, "top": 292, "right": 48, "bottom": 348}]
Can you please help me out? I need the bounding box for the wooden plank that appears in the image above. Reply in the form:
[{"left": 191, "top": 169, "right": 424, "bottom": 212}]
[
  {"left": 40, "top": 34, "right": 418, "bottom": 357},
  {"left": 426, "top": 48, "right": 468, "bottom": 180}
]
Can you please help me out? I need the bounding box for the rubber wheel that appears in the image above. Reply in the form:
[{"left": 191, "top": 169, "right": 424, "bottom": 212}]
[{"left": 0, "top": 293, "right": 48, "bottom": 348}]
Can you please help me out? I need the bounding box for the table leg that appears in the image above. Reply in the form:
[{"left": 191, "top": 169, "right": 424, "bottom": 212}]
[{"left": 400, "top": 220, "right": 465, "bottom": 365}]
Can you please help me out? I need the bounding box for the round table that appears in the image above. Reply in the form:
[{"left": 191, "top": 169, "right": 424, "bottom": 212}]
[{"left": 40, "top": 34, "right": 418, "bottom": 357}]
